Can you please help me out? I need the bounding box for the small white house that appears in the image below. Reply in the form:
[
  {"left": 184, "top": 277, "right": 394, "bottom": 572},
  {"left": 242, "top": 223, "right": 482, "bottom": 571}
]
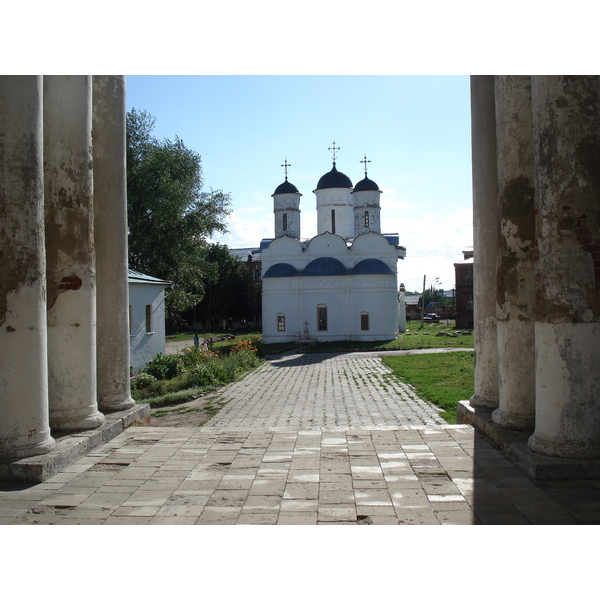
[{"left": 128, "top": 269, "right": 171, "bottom": 372}]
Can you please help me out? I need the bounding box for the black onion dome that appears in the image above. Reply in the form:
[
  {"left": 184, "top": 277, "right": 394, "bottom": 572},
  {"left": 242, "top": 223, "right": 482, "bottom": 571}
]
[
  {"left": 316, "top": 163, "right": 353, "bottom": 190},
  {"left": 273, "top": 180, "right": 300, "bottom": 195},
  {"left": 352, "top": 175, "right": 380, "bottom": 192}
]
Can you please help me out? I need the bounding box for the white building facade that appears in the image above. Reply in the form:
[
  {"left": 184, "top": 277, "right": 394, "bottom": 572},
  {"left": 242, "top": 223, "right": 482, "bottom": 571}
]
[
  {"left": 260, "top": 156, "right": 405, "bottom": 343},
  {"left": 128, "top": 270, "right": 171, "bottom": 372}
]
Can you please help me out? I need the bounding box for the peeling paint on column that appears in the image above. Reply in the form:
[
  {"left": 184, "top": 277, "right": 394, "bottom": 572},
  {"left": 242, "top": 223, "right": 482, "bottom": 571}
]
[
  {"left": 533, "top": 76, "right": 600, "bottom": 324},
  {"left": 528, "top": 76, "right": 600, "bottom": 459},
  {"left": 0, "top": 75, "right": 55, "bottom": 460},
  {"left": 43, "top": 75, "right": 104, "bottom": 433},
  {"left": 493, "top": 76, "right": 536, "bottom": 430}
]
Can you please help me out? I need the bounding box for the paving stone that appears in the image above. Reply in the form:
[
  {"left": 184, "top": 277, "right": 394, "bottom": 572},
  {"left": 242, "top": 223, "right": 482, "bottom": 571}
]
[
  {"left": 3, "top": 351, "right": 598, "bottom": 526},
  {"left": 277, "top": 512, "right": 318, "bottom": 525}
]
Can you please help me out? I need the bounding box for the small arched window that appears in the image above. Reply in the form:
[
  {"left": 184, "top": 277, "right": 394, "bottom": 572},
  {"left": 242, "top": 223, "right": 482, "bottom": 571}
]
[
  {"left": 360, "top": 312, "right": 369, "bottom": 331},
  {"left": 317, "top": 305, "right": 328, "bottom": 331},
  {"left": 277, "top": 314, "right": 286, "bottom": 331}
]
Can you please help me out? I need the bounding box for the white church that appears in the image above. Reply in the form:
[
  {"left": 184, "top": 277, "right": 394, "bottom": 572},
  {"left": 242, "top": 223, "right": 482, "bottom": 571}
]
[{"left": 259, "top": 146, "right": 406, "bottom": 343}]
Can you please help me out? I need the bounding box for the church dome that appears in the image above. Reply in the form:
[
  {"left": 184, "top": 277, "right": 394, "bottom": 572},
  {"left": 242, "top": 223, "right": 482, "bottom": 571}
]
[
  {"left": 273, "top": 180, "right": 300, "bottom": 195},
  {"left": 316, "top": 163, "right": 353, "bottom": 190},
  {"left": 352, "top": 176, "right": 380, "bottom": 193}
]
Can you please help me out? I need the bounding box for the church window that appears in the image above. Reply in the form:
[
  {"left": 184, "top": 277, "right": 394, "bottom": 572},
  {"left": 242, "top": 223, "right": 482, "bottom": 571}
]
[
  {"left": 331, "top": 209, "right": 336, "bottom": 234},
  {"left": 364, "top": 211, "right": 369, "bottom": 228},
  {"left": 317, "top": 305, "right": 328, "bottom": 331},
  {"left": 277, "top": 314, "right": 285, "bottom": 331},
  {"left": 253, "top": 267, "right": 261, "bottom": 280},
  {"left": 283, "top": 213, "right": 288, "bottom": 231},
  {"left": 145, "top": 304, "right": 153, "bottom": 333},
  {"left": 361, "top": 313, "right": 369, "bottom": 331}
]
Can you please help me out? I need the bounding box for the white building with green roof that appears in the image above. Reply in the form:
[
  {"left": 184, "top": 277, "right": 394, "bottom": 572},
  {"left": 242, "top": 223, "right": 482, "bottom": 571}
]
[{"left": 128, "top": 269, "right": 171, "bottom": 372}]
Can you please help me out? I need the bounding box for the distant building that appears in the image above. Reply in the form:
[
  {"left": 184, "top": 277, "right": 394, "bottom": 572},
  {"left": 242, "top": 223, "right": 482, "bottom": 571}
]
[
  {"left": 454, "top": 248, "right": 474, "bottom": 328},
  {"left": 128, "top": 269, "right": 171, "bottom": 372},
  {"left": 228, "top": 247, "right": 262, "bottom": 328}
]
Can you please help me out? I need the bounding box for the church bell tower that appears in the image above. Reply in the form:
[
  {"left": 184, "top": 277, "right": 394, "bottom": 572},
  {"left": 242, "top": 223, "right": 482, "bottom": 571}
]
[{"left": 272, "top": 158, "right": 301, "bottom": 239}]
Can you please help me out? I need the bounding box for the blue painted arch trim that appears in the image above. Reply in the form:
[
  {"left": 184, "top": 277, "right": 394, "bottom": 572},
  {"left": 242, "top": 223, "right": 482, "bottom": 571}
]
[
  {"left": 302, "top": 257, "right": 347, "bottom": 276},
  {"left": 351, "top": 258, "right": 394, "bottom": 275},
  {"left": 263, "top": 263, "right": 298, "bottom": 277}
]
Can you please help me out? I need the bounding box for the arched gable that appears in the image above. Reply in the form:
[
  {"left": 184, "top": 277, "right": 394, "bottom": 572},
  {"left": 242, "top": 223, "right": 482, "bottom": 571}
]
[
  {"left": 350, "top": 231, "right": 395, "bottom": 255},
  {"left": 305, "top": 232, "right": 348, "bottom": 258}
]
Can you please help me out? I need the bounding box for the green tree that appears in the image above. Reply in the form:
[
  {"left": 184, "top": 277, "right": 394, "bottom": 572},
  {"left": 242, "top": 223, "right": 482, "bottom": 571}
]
[
  {"left": 191, "top": 243, "right": 249, "bottom": 328},
  {"left": 126, "top": 109, "right": 231, "bottom": 320}
]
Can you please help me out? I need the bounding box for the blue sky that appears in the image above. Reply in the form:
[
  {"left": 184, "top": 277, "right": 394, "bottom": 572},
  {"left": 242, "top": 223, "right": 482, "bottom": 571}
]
[{"left": 125, "top": 75, "right": 473, "bottom": 293}]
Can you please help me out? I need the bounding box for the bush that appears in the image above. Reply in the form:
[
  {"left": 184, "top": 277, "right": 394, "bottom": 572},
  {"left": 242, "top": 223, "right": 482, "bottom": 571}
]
[
  {"left": 229, "top": 340, "right": 259, "bottom": 355},
  {"left": 142, "top": 354, "right": 185, "bottom": 380}
]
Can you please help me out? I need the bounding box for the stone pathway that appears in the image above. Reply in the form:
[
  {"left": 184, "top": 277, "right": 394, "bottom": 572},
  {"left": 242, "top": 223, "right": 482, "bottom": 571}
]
[
  {"left": 206, "top": 352, "right": 446, "bottom": 430},
  {"left": 2, "top": 352, "right": 599, "bottom": 525}
]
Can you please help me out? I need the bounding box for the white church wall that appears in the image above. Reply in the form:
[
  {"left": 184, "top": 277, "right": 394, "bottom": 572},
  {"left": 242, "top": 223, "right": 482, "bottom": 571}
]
[
  {"left": 349, "top": 275, "right": 399, "bottom": 340},
  {"left": 298, "top": 275, "right": 351, "bottom": 341},
  {"left": 315, "top": 188, "right": 354, "bottom": 238},
  {"left": 261, "top": 277, "right": 300, "bottom": 343}
]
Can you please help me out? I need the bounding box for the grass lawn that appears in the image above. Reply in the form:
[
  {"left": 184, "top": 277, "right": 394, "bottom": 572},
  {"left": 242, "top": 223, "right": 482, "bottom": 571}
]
[
  {"left": 293, "top": 320, "right": 473, "bottom": 353},
  {"left": 382, "top": 351, "right": 474, "bottom": 424},
  {"left": 167, "top": 320, "right": 473, "bottom": 354}
]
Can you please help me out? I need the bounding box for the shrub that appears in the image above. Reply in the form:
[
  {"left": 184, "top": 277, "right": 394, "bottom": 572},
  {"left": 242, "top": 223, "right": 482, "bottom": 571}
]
[
  {"left": 142, "top": 354, "right": 185, "bottom": 380},
  {"left": 131, "top": 372, "right": 157, "bottom": 390},
  {"left": 229, "top": 340, "right": 259, "bottom": 355},
  {"left": 181, "top": 346, "right": 219, "bottom": 369}
]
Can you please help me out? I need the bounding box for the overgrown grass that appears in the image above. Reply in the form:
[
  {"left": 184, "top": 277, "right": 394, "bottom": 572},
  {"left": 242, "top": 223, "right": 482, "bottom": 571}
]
[
  {"left": 131, "top": 340, "right": 262, "bottom": 408},
  {"left": 382, "top": 351, "right": 474, "bottom": 424}
]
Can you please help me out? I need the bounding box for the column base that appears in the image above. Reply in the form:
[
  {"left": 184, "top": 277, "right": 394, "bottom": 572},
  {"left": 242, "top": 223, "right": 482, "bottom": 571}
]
[
  {"left": 50, "top": 409, "right": 105, "bottom": 434},
  {"left": 469, "top": 393, "right": 498, "bottom": 410},
  {"left": 492, "top": 407, "right": 535, "bottom": 431},
  {"left": 0, "top": 436, "right": 56, "bottom": 462},
  {"left": 98, "top": 394, "right": 136, "bottom": 413},
  {"left": 528, "top": 432, "right": 600, "bottom": 460}
]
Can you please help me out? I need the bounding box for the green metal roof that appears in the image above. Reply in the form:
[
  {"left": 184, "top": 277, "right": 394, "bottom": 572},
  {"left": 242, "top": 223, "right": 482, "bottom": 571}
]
[{"left": 127, "top": 269, "right": 172, "bottom": 285}]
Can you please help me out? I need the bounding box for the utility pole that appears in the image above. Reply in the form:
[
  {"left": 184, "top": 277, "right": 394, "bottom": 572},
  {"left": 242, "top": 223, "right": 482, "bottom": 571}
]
[{"left": 420, "top": 274, "right": 426, "bottom": 329}]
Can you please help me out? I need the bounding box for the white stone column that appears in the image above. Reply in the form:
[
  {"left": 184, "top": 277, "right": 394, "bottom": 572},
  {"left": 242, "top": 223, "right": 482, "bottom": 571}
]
[
  {"left": 528, "top": 75, "right": 600, "bottom": 458},
  {"left": 0, "top": 76, "right": 55, "bottom": 459},
  {"left": 469, "top": 76, "right": 499, "bottom": 409},
  {"left": 492, "top": 76, "right": 536, "bottom": 430},
  {"left": 44, "top": 75, "right": 105, "bottom": 432},
  {"left": 92, "top": 75, "right": 135, "bottom": 412}
]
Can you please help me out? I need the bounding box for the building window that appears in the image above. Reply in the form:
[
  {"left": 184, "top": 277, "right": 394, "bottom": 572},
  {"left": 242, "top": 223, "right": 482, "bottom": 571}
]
[
  {"left": 129, "top": 305, "right": 133, "bottom": 335},
  {"left": 145, "top": 304, "right": 153, "bottom": 333},
  {"left": 364, "top": 211, "right": 369, "bottom": 228},
  {"left": 361, "top": 313, "right": 369, "bottom": 331},
  {"left": 331, "top": 209, "right": 336, "bottom": 234},
  {"left": 317, "top": 305, "right": 328, "bottom": 331},
  {"left": 253, "top": 267, "right": 262, "bottom": 280},
  {"left": 467, "top": 296, "right": 473, "bottom": 311},
  {"left": 277, "top": 314, "right": 285, "bottom": 331},
  {"left": 283, "top": 213, "right": 288, "bottom": 231}
]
